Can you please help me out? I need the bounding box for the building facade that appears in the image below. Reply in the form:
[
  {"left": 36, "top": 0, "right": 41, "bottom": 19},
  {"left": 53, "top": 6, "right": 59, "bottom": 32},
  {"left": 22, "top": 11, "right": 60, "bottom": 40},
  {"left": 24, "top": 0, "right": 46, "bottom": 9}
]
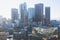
[
  {"left": 20, "top": 3, "right": 28, "bottom": 27},
  {"left": 28, "top": 8, "right": 35, "bottom": 22},
  {"left": 35, "top": 3, "right": 43, "bottom": 22},
  {"left": 45, "top": 7, "right": 50, "bottom": 26},
  {"left": 11, "top": 8, "right": 18, "bottom": 23}
]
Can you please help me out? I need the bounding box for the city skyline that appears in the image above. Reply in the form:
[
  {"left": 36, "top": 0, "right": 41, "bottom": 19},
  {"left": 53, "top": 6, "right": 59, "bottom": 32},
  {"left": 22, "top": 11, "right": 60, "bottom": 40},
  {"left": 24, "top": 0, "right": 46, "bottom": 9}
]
[{"left": 0, "top": 0, "right": 60, "bottom": 20}]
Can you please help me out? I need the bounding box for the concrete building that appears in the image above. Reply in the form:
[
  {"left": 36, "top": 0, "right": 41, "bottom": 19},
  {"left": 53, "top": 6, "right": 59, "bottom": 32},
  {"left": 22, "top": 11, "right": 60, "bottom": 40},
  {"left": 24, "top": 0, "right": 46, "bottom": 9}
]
[{"left": 11, "top": 8, "right": 18, "bottom": 23}]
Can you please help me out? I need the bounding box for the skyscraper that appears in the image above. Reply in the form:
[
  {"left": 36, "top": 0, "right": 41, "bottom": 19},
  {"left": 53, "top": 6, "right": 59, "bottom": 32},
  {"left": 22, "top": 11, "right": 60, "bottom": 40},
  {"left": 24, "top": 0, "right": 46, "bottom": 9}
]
[
  {"left": 11, "top": 8, "right": 18, "bottom": 23},
  {"left": 35, "top": 3, "right": 43, "bottom": 25},
  {"left": 28, "top": 8, "right": 35, "bottom": 22},
  {"left": 45, "top": 7, "right": 50, "bottom": 26},
  {"left": 20, "top": 2, "right": 28, "bottom": 27}
]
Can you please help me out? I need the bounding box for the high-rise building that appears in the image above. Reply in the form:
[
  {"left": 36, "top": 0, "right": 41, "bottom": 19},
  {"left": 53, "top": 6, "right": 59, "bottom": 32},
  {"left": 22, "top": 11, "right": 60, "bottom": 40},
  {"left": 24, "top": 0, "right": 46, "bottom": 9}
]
[
  {"left": 11, "top": 8, "right": 19, "bottom": 27},
  {"left": 11, "top": 8, "right": 18, "bottom": 23},
  {"left": 20, "top": 2, "right": 28, "bottom": 27},
  {"left": 34, "top": 3, "right": 43, "bottom": 26},
  {"left": 35, "top": 3, "right": 43, "bottom": 22},
  {"left": 28, "top": 8, "right": 35, "bottom": 22},
  {"left": 45, "top": 7, "right": 50, "bottom": 26}
]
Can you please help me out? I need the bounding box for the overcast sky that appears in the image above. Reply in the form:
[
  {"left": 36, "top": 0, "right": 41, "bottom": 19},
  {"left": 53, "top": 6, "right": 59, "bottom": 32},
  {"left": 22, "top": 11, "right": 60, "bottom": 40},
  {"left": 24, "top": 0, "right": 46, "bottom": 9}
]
[{"left": 0, "top": 0, "right": 60, "bottom": 20}]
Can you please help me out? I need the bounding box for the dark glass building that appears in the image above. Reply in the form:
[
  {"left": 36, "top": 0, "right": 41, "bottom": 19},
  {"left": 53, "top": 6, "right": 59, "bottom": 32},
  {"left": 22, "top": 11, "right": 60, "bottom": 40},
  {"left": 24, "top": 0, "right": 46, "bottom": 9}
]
[
  {"left": 35, "top": 3, "right": 43, "bottom": 22},
  {"left": 45, "top": 7, "right": 50, "bottom": 25},
  {"left": 34, "top": 3, "right": 44, "bottom": 26}
]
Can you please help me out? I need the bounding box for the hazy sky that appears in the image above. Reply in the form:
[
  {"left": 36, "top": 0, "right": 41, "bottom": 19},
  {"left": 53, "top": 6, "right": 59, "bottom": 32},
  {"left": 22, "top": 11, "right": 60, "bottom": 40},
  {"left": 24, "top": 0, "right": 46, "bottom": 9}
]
[{"left": 0, "top": 0, "right": 60, "bottom": 20}]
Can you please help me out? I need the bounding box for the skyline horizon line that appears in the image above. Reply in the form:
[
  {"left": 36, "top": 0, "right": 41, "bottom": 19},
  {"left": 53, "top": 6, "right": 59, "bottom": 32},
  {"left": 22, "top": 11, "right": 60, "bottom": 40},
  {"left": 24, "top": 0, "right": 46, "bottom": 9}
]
[{"left": 0, "top": 0, "right": 59, "bottom": 20}]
